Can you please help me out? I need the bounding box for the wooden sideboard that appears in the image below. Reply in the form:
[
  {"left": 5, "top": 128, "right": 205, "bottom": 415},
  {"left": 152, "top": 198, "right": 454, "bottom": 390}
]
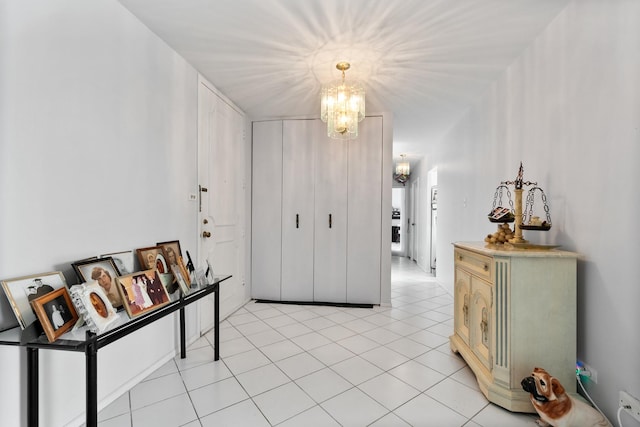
[{"left": 450, "top": 242, "right": 578, "bottom": 412}]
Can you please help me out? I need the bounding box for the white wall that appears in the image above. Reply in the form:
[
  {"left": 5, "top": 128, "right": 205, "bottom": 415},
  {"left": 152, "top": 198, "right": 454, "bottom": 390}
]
[
  {"left": 0, "top": 1, "right": 202, "bottom": 425},
  {"left": 432, "top": 0, "right": 640, "bottom": 423}
]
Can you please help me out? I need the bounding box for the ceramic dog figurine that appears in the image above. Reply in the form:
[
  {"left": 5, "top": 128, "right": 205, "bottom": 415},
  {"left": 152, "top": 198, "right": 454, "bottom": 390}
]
[{"left": 521, "top": 367, "right": 612, "bottom": 427}]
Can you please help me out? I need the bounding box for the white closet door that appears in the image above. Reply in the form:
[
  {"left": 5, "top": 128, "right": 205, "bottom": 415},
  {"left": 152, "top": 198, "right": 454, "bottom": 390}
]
[
  {"left": 251, "top": 121, "right": 282, "bottom": 300},
  {"left": 281, "top": 120, "right": 315, "bottom": 301},
  {"left": 347, "top": 116, "right": 383, "bottom": 304},
  {"left": 314, "top": 121, "right": 348, "bottom": 302}
]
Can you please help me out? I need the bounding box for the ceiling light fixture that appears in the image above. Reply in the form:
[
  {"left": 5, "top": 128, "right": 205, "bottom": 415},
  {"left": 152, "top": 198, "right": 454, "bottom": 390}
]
[
  {"left": 394, "top": 154, "right": 410, "bottom": 185},
  {"left": 320, "top": 62, "right": 365, "bottom": 140}
]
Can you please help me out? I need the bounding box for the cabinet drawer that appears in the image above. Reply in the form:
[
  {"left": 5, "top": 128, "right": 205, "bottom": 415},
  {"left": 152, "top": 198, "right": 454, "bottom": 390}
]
[{"left": 454, "top": 248, "right": 492, "bottom": 281}]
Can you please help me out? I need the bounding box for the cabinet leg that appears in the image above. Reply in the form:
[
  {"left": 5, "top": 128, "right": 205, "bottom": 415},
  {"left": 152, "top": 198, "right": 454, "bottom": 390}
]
[{"left": 27, "top": 347, "right": 38, "bottom": 427}]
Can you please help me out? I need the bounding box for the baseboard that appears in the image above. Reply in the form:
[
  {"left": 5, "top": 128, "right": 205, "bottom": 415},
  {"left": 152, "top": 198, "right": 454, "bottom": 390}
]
[{"left": 254, "top": 299, "right": 374, "bottom": 309}]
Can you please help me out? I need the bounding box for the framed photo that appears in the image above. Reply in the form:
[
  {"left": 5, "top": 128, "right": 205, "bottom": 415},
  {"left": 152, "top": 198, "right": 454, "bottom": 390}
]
[
  {"left": 71, "top": 257, "right": 124, "bottom": 309},
  {"left": 116, "top": 269, "right": 170, "bottom": 319},
  {"left": 31, "top": 287, "right": 79, "bottom": 342},
  {"left": 177, "top": 256, "right": 191, "bottom": 288},
  {"left": 1, "top": 271, "right": 67, "bottom": 329},
  {"left": 138, "top": 245, "right": 179, "bottom": 294},
  {"left": 171, "top": 262, "right": 190, "bottom": 295},
  {"left": 156, "top": 240, "right": 182, "bottom": 267},
  {"left": 69, "top": 282, "right": 118, "bottom": 334},
  {"left": 136, "top": 246, "right": 170, "bottom": 274},
  {"left": 100, "top": 250, "right": 135, "bottom": 275}
]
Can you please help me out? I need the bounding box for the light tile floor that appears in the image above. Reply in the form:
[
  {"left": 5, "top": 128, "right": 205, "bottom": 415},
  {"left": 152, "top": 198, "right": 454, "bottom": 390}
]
[{"left": 96, "top": 256, "right": 540, "bottom": 427}]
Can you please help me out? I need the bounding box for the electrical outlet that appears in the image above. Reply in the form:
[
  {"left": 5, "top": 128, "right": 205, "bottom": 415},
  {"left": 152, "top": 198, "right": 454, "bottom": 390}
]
[
  {"left": 620, "top": 391, "right": 640, "bottom": 422},
  {"left": 577, "top": 360, "right": 597, "bottom": 383}
]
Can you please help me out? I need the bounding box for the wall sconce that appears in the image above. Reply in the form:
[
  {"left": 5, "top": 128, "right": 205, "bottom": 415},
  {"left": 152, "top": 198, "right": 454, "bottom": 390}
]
[{"left": 394, "top": 154, "right": 410, "bottom": 185}]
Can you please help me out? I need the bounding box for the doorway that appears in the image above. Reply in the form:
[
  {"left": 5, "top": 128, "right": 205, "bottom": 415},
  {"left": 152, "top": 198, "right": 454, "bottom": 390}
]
[{"left": 391, "top": 187, "right": 405, "bottom": 256}]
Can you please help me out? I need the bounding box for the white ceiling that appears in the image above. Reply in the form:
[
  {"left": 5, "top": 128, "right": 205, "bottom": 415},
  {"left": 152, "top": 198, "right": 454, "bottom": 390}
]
[{"left": 118, "top": 0, "right": 569, "bottom": 161}]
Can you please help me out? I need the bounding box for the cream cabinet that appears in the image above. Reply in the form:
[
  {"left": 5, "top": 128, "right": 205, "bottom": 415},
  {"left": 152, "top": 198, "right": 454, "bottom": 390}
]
[
  {"left": 251, "top": 117, "right": 385, "bottom": 304},
  {"left": 450, "top": 242, "right": 578, "bottom": 413}
]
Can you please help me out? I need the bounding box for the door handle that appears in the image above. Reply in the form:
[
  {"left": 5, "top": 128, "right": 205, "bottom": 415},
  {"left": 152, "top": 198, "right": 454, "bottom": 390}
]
[
  {"left": 329, "top": 214, "right": 332, "bottom": 229},
  {"left": 202, "top": 231, "right": 211, "bottom": 238},
  {"left": 296, "top": 214, "right": 299, "bottom": 229}
]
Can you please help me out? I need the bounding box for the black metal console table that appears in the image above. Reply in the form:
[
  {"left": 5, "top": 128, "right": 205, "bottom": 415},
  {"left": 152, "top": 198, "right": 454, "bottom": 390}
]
[{"left": 0, "top": 274, "right": 231, "bottom": 427}]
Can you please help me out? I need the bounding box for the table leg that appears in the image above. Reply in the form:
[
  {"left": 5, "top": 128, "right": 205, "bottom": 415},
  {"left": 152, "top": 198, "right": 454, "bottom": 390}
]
[
  {"left": 180, "top": 307, "right": 186, "bottom": 359},
  {"left": 86, "top": 331, "right": 98, "bottom": 427},
  {"left": 214, "top": 287, "right": 219, "bottom": 361},
  {"left": 27, "top": 347, "right": 38, "bottom": 427}
]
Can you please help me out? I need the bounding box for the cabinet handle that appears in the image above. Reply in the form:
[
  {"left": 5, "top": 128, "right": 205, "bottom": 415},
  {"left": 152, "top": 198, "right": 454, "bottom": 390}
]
[
  {"left": 457, "top": 254, "right": 463, "bottom": 261},
  {"left": 329, "top": 214, "right": 332, "bottom": 229},
  {"left": 483, "top": 263, "right": 489, "bottom": 271},
  {"left": 481, "top": 308, "right": 489, "bottom": 346},
  {"left": 296, "top": 214, "right": 299, "bottom": 229},
  {"left": 463, "top": 295, "right": 469, "bottom": 327}
]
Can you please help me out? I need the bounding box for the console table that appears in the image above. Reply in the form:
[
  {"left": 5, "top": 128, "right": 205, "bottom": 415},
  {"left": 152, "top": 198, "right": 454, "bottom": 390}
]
[{"left": 0, "top": 274, "right": 231, "bottom": 427}]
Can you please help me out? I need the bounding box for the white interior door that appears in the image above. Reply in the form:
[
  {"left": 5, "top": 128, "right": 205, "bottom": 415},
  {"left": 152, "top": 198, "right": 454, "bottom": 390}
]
[
  {"left": 251, "top": 121, "right": 283, "bottom": 300},
  {"left": 198, "top": 80, "right": 245, "bottom": 333},
  {"left": 314, "top": 120, "right": 348, "bottom": 302},
  {"left": 281, "top": 120, "right": 315, "bottom": 301},
  {"left": 409, "top": 179, "right": 417, "bottom": 261}
]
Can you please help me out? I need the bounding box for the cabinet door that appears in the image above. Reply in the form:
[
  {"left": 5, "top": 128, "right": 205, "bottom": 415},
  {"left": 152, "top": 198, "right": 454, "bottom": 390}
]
[
  {"left": 281, "top": 120, "right": 315, "bottom": 301},
  {"left": 347, "top": 116, "right": 383, "bottom": 304},
  {"left": 470, "top": 277, "right": 493, "bottom": 371},
  {"left": 454, "top": 267, "right": 471, "bottom": 345},
  {"left": 251, "top": 121, "right": 282, "bottom": 300},
  {"left": 314, "top": 120, "right": 348, "bottom": 302}
]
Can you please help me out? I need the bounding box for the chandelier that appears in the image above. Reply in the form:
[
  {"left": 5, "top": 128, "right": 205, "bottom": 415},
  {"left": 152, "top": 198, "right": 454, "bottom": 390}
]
[
  {"left": 394, "top": 154, "right": 410, "bottom": 185},
  {"left": 320, "top": 62, "right": 365, "bottom": 140}
]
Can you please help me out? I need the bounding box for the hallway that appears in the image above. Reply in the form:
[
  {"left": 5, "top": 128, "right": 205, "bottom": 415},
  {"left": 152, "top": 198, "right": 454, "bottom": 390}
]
[{"left": 93, "top": 256, "right": 539, "bottom": 426}]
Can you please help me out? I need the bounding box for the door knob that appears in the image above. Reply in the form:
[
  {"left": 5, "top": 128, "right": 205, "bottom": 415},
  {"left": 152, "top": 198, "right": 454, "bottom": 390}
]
[{"left": 202, "top": 231, "right": 211, "bottom": 238}]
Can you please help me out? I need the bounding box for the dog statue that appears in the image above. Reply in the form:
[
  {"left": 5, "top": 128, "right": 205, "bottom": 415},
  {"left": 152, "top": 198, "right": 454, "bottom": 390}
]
[{"left": 521, "top": 367, "right": 612, "bottom": 427}]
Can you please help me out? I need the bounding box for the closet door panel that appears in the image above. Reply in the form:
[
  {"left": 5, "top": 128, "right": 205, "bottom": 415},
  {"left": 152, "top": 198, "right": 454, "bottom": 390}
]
[
  {"left": 251, "top": 121, "right": 282, "bottom": 300},
  {"left": 281, "top": 120, "right": 315, "bottom": 301},
  {"left": 347, "top": 116, "right": 383, "bottom": 304},
  {"left": 314, "top": 123, "right": 348, "bottom": 302}
]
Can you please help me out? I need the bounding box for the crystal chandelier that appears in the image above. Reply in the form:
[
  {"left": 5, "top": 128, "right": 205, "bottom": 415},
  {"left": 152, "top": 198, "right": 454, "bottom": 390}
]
[{"left": 320, "top": 62, "right": 365, "bottom": 140}]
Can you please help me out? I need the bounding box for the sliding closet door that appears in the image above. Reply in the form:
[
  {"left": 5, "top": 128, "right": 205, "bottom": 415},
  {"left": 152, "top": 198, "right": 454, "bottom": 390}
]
[
  {"left": 347, "top": 116, "right": 383, "bottom": 304},
  {"left": 281, "top": 120, "right": 315, "bottom": 301},
  {"left": 251, "top": 121, "right": 282, "bottom": 300},
  {"left": 314, "top": 121, "right": 348, "bottom": 302}
]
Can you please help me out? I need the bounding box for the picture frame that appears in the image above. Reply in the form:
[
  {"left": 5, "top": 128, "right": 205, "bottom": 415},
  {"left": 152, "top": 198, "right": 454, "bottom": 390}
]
[
  {"left": 100, "top": 250, "right": 135, "bottom": 275},
  {"left": 69, "top": 282, "right": 118, "bottom": 334},
  {"left": 30, "top": 287, "right": 79, "bottom": 342},
  {"left": 1, "top": 271, "right": 68, "bottom": 329},
  {"left": 156, "top": 240, "right": 182, "bottom": 267},
  {"left": 177, "top": 256, "right": 192, "bottom": 288},
  {"left": 171, "top": 263, "right": 190, "bottom": 295},
  {"left": 137, "top": 245, "right": 178, "bottom": 294},
  {"left": 136, "top": 246, "right": 170, "bottom": 274},
  {"left": 116, "top": 269, "right": 170, "bottom": 319},
  {"left": 0, "top": 287, "right": 19, "bottom": 332},
  {"left": 71, "top": 257, "right": 124, "bottom": 309}
]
